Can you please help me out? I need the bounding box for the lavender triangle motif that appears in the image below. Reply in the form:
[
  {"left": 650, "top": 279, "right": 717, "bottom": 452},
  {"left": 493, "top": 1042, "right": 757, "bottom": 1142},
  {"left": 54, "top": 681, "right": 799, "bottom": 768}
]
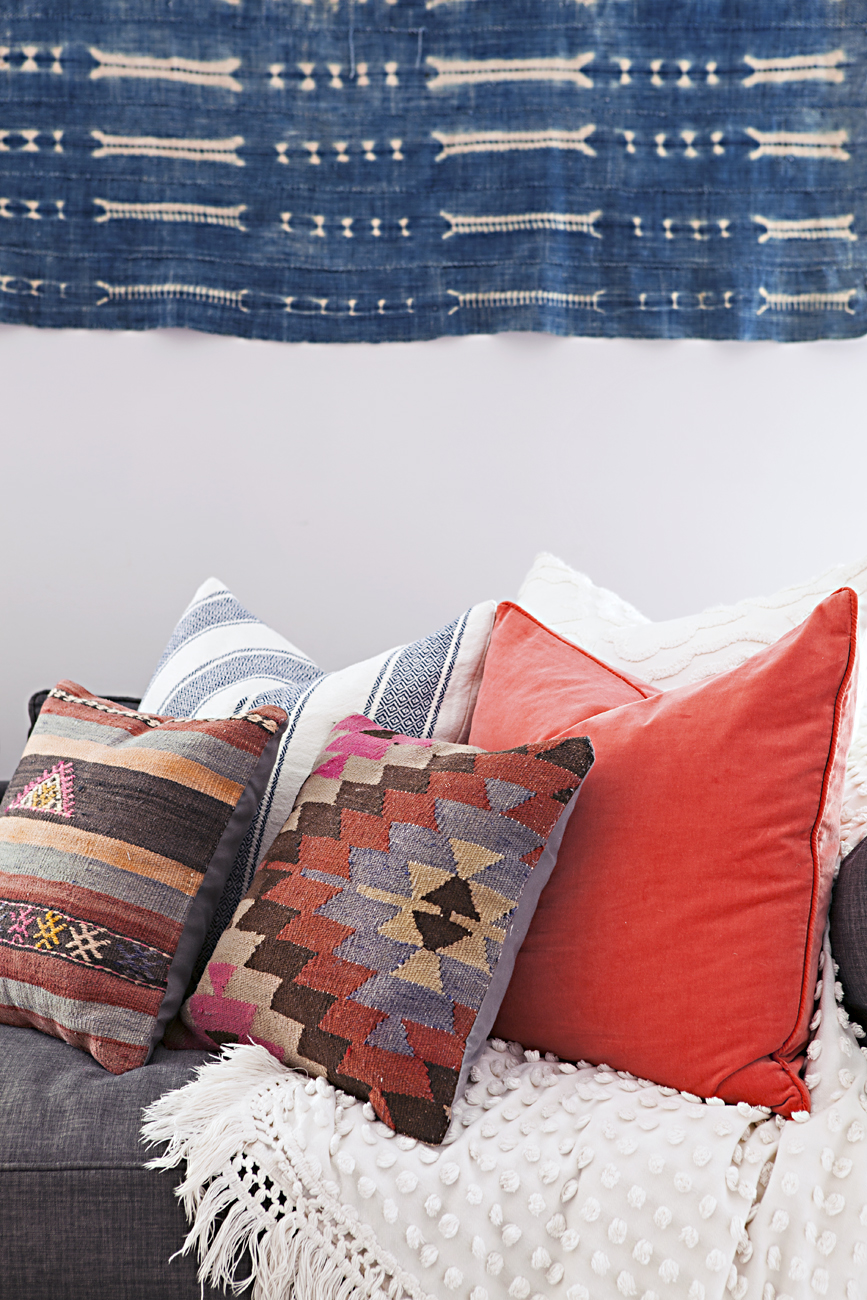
[
  {"left": 365, "top": 1013, "right": 415, "bottom": 1056},
  {"left": 484, "top": 778, "right": 535, "bottom": 812}
]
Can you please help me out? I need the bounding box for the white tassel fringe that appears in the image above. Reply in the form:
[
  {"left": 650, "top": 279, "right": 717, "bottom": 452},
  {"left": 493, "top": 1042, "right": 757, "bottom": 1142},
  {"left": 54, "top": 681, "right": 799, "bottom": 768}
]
[{"left": 141, "top": 1044, "right": 423, "bottom": 1300}]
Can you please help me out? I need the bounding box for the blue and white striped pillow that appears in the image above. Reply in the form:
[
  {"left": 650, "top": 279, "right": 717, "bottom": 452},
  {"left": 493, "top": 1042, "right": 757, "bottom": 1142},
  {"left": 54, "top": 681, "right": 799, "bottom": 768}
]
[{"left": 140, "top": 579, "right": 495, "bottom": 970}]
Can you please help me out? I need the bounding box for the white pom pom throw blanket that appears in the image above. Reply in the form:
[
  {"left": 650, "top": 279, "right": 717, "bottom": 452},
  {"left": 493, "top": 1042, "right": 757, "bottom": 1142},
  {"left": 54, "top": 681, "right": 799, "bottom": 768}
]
[{"left": 143, "top": 933, "right": 867, "bottom": 1300}]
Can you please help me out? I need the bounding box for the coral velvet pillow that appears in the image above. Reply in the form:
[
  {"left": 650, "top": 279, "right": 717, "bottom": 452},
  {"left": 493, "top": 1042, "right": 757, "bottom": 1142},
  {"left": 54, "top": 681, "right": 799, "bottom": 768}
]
[
  {"left": 469, "top": 594, "right": 858, "bottom": 1116},
  {"left": 181, "top": 715, "right": 594, "bottom": 1143},
  {"left": 0, "top": 683, "right": 286, "bottom": 1073}
]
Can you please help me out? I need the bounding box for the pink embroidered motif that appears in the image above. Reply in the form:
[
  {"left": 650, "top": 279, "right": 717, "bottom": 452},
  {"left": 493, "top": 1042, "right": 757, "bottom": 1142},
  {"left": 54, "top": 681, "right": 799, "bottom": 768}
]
[
  {"left": 8, "top": 760, "right": 75, "bottom": 818},
  {"left": 7, "top": 905, "right": 35, "bottom": 945}
]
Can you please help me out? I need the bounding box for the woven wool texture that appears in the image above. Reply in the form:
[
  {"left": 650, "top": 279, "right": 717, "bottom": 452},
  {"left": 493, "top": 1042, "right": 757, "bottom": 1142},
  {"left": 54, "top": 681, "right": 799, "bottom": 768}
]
[
  {"left": 2, "top": 0, "right": 866, "bottom": 341},
  {"left": 183, "top": 715, "right": 594, "bottom": 1143},
  {"left": 520, "top": 552, "right": 867, "bottom": 859},
  {"left": 146, "top": 932, "right": 867, "bottom": 1300},
  {"left": 141, "top": 578, "right": 496, "bottom": 981},
  {"left": 0, "top": 683, "right": 285, "bottom": 1072}
]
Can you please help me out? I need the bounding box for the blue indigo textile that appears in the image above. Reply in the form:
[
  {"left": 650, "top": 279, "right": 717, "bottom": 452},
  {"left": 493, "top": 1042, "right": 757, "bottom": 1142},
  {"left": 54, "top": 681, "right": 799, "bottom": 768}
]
[{"left": 1, "top": 0, "right": 865, "bottom": 341}]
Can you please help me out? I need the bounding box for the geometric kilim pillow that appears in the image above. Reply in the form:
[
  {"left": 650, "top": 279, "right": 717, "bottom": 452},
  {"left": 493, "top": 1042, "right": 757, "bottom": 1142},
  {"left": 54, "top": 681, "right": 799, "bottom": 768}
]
[
  {"left": 180, "top": 715, "right": 594, "bottom": 1144},
  {"left": 0, "top": 682, "right": 286, "bottom": 1073}
]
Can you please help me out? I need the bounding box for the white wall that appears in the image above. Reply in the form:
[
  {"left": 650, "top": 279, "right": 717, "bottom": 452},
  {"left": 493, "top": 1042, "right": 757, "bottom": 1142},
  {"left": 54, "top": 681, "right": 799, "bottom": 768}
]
[{"left": 2, "top": 323, "right": 867, "bottom": 776}]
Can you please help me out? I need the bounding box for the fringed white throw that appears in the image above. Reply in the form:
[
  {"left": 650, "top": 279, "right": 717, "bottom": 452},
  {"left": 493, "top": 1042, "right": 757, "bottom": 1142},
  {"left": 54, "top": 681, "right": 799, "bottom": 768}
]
[{"left": 143, "top": 933, "right": 867, "bottom": 1300}]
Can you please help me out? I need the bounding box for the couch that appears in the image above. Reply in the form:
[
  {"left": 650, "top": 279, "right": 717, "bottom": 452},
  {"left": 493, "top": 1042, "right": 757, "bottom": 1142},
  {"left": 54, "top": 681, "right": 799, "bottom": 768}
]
[
  {"left": 3, "top": 561, "right": 867, "bottom": 1300},
  {"left": 0, "top": 1025, "right": 234, "bottom": 1299}
]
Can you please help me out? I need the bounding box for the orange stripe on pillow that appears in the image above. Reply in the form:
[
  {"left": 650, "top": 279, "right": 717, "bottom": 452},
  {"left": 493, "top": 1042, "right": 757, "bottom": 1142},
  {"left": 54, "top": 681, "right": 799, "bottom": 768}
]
[
  {"left": 22, "top": 733, "right": 243, "bottom": 804},
  {"left": 0, "top": 819, "right": 202, "bottom": 897}
]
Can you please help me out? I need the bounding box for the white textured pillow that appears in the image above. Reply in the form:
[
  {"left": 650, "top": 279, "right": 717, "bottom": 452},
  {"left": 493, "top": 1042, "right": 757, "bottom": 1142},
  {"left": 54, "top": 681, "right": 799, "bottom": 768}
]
[
  {"left": 141, "top": 578, "right": 495, "bottom": 967},
  {"left": 518, "top": 552, "right": 867, "bottom": 855}
]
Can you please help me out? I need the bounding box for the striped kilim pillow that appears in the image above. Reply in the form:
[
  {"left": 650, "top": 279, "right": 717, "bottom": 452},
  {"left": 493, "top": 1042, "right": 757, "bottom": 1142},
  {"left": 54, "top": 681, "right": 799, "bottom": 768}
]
[
  {"left": 0, "top": 683, "right": 286, "bottom": 1073},
  {"left": 140, "top": 579, "right": 496, "bottom": 978},
  {"left": 182, "top": 715, "right": 594, "bottom": 1143}
]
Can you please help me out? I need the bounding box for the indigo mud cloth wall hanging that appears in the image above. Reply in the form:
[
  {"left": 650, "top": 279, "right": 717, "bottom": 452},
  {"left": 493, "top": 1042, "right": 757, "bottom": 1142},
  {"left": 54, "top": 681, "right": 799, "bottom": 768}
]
[{"left": 1, "top": 0, "right": 866, "bottom": 342}]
